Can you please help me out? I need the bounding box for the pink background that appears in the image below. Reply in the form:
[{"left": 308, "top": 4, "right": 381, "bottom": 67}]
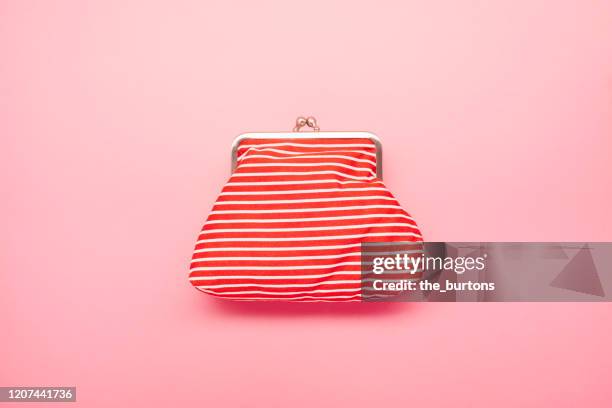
[{"left": 2, "top": 0, "right": 612, "bottom": 406}]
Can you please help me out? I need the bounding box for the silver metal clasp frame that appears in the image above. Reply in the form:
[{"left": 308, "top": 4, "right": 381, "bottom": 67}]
[{"left": 231, "top": 116, "right": 383, "bottom": 179}]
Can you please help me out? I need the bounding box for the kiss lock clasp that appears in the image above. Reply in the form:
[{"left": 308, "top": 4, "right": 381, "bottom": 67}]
[{"left": 293, "top": 116, "right": 320, "bottom": 132}]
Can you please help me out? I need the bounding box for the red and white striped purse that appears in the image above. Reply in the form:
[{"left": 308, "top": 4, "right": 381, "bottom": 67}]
[{"left": 189, "top": 117, "right": 422, "bottom": 301}]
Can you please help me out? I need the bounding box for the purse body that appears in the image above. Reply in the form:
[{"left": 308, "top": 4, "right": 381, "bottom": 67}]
[{"left": 190, "top": 132, "right": 422, "bottom": 301}]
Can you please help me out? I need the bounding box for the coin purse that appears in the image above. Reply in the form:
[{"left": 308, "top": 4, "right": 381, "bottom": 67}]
[{"left": 189, "top": 117, "right": 422, "bottom": 301}]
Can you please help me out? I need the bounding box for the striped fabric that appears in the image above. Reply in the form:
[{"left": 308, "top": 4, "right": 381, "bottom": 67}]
[{"left": 189, "top": 137, "right": 423, "bottom": 301}]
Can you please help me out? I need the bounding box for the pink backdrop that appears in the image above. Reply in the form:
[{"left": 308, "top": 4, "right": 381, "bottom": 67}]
[{"left": 2, "top": 0, "right": 612, "bottom": 406}]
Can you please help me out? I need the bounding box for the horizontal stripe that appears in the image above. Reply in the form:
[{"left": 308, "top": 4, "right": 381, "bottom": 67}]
[
  {"left": 190, "top": 261, "right": 362, "bottom": 272},
  {"left": 225, "top": 179, "right": 383, "bottom": 186},
  {"left": 214, "top": 196, "right": 396, "bottom": 205},
  {"left": 194, "top": 240, "right": 419, "bottom": 251},
  {"left": 193, "top": 252, "right": 361, "bottom": 261},
  {"left": 197, "top": 280, "right": 361, "bottom": 289},
  {"left": 233, "top": 299, "right": 360, "bottom": 302},
  {"left": 231, "top": 171, "right": 376, "bottom": 180},
  {"left": 222, "top": 295, "right": 362, "bottom": 301},
  {"left": 189, "top": 271, "right": 361, "bottom": 281},
  {"left": 204, "top": 213, "right": 413, "bottom": 225},
  {"left": 201, "top": 288, "right": 362, "bottom": 296},
  {"left": 218, "top": 187, "right": 388, "bottom": 196},
  {"left": 193, "top": 243, "right": 363, "bottom": 253},
  {"left": 209, "top": 205, "right": 403, "bottom": 214},
  {"left": 196, "top": 232, "right": 422, "bottom": 243},
  {"left": 199, "top": 223, "right": 416, "bottom": 235},
  {"left": 199, "top": 226, "right": 419, "bottom": 238}
]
